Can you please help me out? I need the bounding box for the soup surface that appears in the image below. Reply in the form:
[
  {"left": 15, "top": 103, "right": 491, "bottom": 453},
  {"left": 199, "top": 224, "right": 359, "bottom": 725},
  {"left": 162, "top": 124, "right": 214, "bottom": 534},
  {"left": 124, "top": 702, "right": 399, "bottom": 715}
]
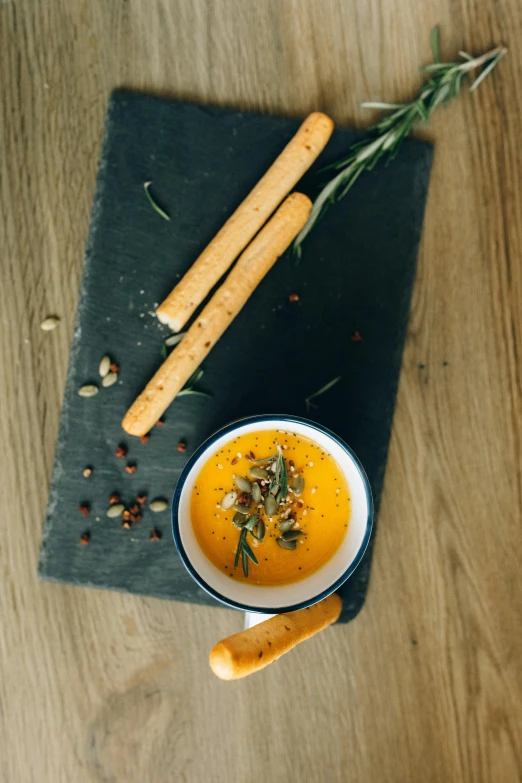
[{"left": 191, "top": 429, "right": 350, "bottom": 585}]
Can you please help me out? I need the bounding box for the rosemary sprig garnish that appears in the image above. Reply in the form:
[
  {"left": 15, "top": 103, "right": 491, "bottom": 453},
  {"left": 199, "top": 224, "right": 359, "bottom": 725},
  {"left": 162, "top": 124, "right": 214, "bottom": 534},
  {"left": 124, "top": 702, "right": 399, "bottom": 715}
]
[
  {"left": 293, "top": 28, "right": 507, "bottom": 254},
  {"left": 234, "top": 519, "right": 259, "bottom": 577},
  {"left": 177, "top": 368, "right": 212, "bottom": 398},
  {"left": 305, "top": 376, "right": 342, "bottom": 412},
  {"left": 143, "top": 181, "right": 171, "bottom": 222}
]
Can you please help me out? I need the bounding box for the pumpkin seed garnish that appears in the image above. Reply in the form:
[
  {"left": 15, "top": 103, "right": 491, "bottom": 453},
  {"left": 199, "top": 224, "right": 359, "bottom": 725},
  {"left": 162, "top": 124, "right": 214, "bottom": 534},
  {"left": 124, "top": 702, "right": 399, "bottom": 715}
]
[
  {"left": 276, "top": 536, "right": 297, "bottom": 550},
  {"left": 220, "top": 491, "right": 237, "bottom": 511},
  {"left": 264, "top": 494, "right": 277, "bottom": 517},
  {"left": 102, "top": 372, "right": 118, "bottom": 387},
  {"left": 78, "top": 384, "right": 98, "bottom": 397},
  {"left": 232, "top": 513, "right": 246, "bottom": 528},
  {"left": 282, "top": 529, "right": 304, "bottom": 542},
  {"left": 249, "top": 466, "right": 269, "bottom": 480},
  {"left": 278, "top": 518, "right": 295, "bottom": 533},
  {"left": 251, "top": 482, "right": 262, "bottom": 503},
  {"left": 293, "top": 474, "right": 305, "bottom": 496},
  {"left": 253, "top": 453, "right": 277, "bottom": 464},
  {"left": 234, "top": 502, "right": 251, "bottom": 515},
  {"left": 254, "top": 518, "right": 265, "bottom": 541},
  {"left": 106, "top": 503, "right": 125, "bottom": 518},
  {"left": 235, "top": 476, "right": 252, "bottom": 493},
  {"left": 149, "top": 499, "right": 168, "bottom": 513},
  {"left": 99, "top": 355, "right": 111, "bottom": 377}
]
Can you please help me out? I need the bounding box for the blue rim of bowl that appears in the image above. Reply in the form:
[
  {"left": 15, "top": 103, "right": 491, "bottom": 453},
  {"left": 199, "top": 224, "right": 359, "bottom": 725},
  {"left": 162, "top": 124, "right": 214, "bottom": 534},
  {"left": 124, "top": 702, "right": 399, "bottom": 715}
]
[{"left": 171, "top": 414, "right": 373, "bottom": 614}]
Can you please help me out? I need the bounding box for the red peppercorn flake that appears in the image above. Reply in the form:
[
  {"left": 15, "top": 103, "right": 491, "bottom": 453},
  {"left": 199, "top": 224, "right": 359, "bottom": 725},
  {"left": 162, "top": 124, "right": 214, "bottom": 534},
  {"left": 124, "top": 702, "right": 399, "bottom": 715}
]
[
  {"left": 125, "top": 463, "right": 137, "bottom": 474},
  {"left": 121, "top": 520, "right": 132, "bottom": 530},
  {"left": 177, "top": 440, "right": 187, "bottom": 453},
  {"left": 130, "top": 513, "right": 142, "bottom": 524},
  {"left": 140, "top": 434, "right": 150, "bottom": 444},
  {"left": 149, "top": 528, "right": 162, "bottom": 541},
  {"left": 155, "top": 419, "right": 165, "bottom": 427},
  {"left": 80, "top": 531, "right": 91, "bottom": 545},
  {"left": 289, "top": 292, "right": 300, "bottom": 302},
  {"left": 129, "top": 504, "right": 139, "bottom": 515},
  {"left": 116, "top": 445, "right": 127, "bottom": 458},
  {"left": 78, "top": 504, "right": 90, "bottom": 517},
  {"left": 136, "top": 494, "right": 147, "bottom": 505},
  {"left": 351, "top": 331, "right": 363, "bottom": 342},
  {"left": 110, "top": 362, "right": 119, "bottom": 373},
  {"left": 109, "top": 492, "right": 120, "bottom": 505},
  {"left": 82, "top": 467, "right": 93, "bottom": 478}
]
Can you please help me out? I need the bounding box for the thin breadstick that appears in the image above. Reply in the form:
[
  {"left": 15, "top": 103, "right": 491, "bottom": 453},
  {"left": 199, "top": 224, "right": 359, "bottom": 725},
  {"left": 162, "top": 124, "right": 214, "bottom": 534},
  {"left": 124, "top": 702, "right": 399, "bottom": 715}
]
[
  {"left": 209, "top": 593, "right": 342, "bottom": 680},
  {"left": 122, "top": 193, "right": 312, "bottom": 436},
  {"left": 156, "top": 112, "right": 333, "bottom": 332}
]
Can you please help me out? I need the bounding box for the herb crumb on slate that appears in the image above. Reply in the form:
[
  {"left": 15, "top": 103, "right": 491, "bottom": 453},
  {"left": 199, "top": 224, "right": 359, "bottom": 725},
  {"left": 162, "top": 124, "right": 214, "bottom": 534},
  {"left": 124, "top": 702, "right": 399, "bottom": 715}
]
[
  {"left": 79, "top": 532, "right": 91, "bottom": 545},
  {"left": 115, "top": 445, "right": 127, "bottom": 459},
  {"left": 149, "top": 528, "right": 162, "bottom": 541}
]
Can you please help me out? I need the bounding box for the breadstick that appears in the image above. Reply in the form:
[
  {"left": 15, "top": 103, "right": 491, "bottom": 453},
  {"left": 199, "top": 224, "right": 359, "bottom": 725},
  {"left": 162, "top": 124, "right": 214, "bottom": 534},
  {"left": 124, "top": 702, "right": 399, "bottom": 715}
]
[
  {"left": 122, "top": 193, "right": 312, "bottom": 436},
  {"left": 209, "top": 593, "right": 342, "bottom": 680},
  {"left": 156, "top": 112, "right": 333, "bottom": 332}
]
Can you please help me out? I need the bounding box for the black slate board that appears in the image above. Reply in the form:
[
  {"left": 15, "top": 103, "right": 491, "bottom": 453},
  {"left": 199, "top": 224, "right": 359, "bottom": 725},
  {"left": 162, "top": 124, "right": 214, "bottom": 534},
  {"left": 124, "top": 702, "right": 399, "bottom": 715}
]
[{"left": 39, "top": 90, "right": 432, "bottom": 623}]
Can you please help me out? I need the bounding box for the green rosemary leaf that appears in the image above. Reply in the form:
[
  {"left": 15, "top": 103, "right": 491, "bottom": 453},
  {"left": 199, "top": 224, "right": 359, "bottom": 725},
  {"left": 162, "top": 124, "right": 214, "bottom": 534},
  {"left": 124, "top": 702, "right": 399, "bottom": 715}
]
[
  {"left": 279, "top": 451, "right": 288, "bottom": 501},
  {"left": 305, "top": 376, "right": 342, "bottom": 411},
  {"left": 292, "top": 31, "right": 506, "bottom": 255},
  {"left": 242, "top": 549, "right": 249, "bottom": 577},
  {"left": 143, "top": 181, "right": 171, "bottom": 222},
  {"left": 430, "top": 25, "right": 441, "bottom": 63},
  {"left": 244, "top": 514, "right": 258, "bottom": 532},
  {"left": 234, "top": 528, "right": 246, "bottom": 569},
  {"left": 242, "top": 538, "right": 259, "bottom": 565},
  {"left": 160, "top": 344, "right": 168, "bottom": 359},
  {"left": 176, "top": 389, "right": 212, "bottom": 398}
]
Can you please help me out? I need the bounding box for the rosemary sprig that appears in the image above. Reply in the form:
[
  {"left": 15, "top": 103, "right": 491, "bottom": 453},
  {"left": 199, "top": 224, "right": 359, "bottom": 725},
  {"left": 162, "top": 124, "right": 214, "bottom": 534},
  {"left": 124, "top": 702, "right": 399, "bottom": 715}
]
[
  {"left": 293, "top": 28, "right": 507, "bottom": 254},
  {"left": 234, "top": 519, "right": 259, "bottom": 577},
  {"left": 177, "top": 368, "right": 212, "bottom": 398},
  {"left": 143, "top": 181, "right": 171, "bottom": 222},
  {"left": 305, "top": 376, "right": 342, "bottom": 412}
]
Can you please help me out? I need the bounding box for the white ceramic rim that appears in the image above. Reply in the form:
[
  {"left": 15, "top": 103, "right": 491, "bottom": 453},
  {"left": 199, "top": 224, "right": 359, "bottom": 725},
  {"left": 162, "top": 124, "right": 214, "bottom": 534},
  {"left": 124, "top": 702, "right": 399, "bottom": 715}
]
[{"left": 172, "top": 415, "right": 373, "bottom": 613}]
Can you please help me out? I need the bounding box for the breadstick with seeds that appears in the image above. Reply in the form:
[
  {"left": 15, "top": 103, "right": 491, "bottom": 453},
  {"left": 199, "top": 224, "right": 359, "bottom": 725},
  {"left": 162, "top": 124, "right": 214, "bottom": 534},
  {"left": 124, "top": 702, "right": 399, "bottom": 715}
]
[
  {"left": 209, "top": 593, "right": 342, "bottom": 680},
  {"left": 156, "top": 112, "right": 333, "bottom": 332},
  {"left": 122, "top": 193, "right": 312, "bottom": 436}
]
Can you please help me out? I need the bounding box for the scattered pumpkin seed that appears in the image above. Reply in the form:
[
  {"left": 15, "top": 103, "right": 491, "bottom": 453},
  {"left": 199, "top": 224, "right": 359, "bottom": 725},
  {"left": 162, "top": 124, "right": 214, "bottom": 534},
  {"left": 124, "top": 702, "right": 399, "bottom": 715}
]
[
  {"left": 276, "top": 536, "right": 297, "bottom": 550},
  {"left": 102, "top": 372, "right": 118, "bottom": 387},
  {"left": 282, "top": 529, "right": 304, "bottom": 542},
  {"left": 279, "top": 518, "right": 295, "bottom": 533},
  {"left": 221, "top": 491, "right": 237, "bottom": 510},
  {"left": 40, "top": 315, "right": 60, "bottom": 331},
  {"left": 106, "top": 503, "right": 125, "bottom": 518},
  {"left": 249, "top": 466, "right": 269, "bottom": 480},
  {"left": 251, "top": 482, "right": 261, "bottom": 503},
  {"left": 275, "top": 491, "right": 282, "bottom": 505},
  {"left": 264, "top": 494, "right": 277, "bottom": 516},
  {"left": 293, "top": 475, "right": 305, "bottom": 496},
  {"left": 235, "top": 476, "right": 252, "bottom": 493},
  {"left": 233, "top": 511, "right": 246, "bottom": 526},
  {"left": 270, "top": 483, "right": 280, "bottom": 497},
  {"left": 254, "top": 518, "right": 265, "bottom": 540},
  {"left": 78, "top": 384, "right": 98, "bottom": 397},
  {"left": 149, "top": 499, "right": 168, "bottom": 513},
  {"left": 99, "top": 355, "right": 111, "bottom": 377},
  {"left": 234, "top": 502, "right": 251, "bottom": 515}
]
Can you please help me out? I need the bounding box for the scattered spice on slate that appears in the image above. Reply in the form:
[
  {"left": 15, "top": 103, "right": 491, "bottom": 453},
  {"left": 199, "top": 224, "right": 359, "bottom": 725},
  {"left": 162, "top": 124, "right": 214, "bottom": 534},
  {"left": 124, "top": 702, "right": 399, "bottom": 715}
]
[
  {"left": 115, "top": 445, "right": 127, "bottom": 458},
  {"left": 289, "top": 292, "right": 299, "bottom": 302},
  {"left": 79, "top": 531, "right": 91, "bottom": 545},
  {"left": 109, "top": 362, "right": 119, "bottom": 374},
  {"left": 140, "top": 434, "right": 150, "bottom": 444},
  {"left": 78, "top": 504, "right": 90, "bottom": 517},
  {"left": 78, "top": 384, "right": 98, "bottom": 398},
  {"left": 125, "top": 463, "right": 137, "bottom": 474},
  {"left": 136, "top": 494, "right": 147, "bottom": 505},
  {"left": 109, "top": 493, "right": 120, "bottom": 505},
  {"left": 150, "top": 499, "right": 168, "bottom": 513},
  {"left": 102, "top": 372, "right": 118, "bottom": 388},
  {"left": 149, "top": 528, "right": 162, "bottom": 541},
  {"left": 121, "top": 520, "right": 132, "bottom": 530},
  {"left": 177, "top": 440, "right": 187, "bottom": 453},
  {"left": 155, "top": 419, "right": 165, "bottom": 427},
  {"left": 129, "top": 504, "right": 140, "bottom": 515},
  {"left": 82, "top": 467, "right": 92, "bottom": 478},
  {"left": 107, "top": 504, "right": 125, "bottom": 518},
  {"left": 122, "top": 510, "right": 131, "bottom": 521},
  {"left": 351, "top": 331, "right": 363, "bottom": 342},
  {"left": 130, "top": 513, "right": 142, "bottom": 524},
  {"left": 99, "top": 355, "right": 111, "bottom": 378}
]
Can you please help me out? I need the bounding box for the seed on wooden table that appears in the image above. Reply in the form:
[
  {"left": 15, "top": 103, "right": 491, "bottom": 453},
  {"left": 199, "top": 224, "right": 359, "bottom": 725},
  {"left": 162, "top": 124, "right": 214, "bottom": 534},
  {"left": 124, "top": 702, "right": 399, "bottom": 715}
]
[
  {"left": 293, "top": 475, "right": 305, "bottom": 496},
  {"left": 106, "top": 504, "right": 125, "bottom": 518},
  {"left": 264, "top": 494, "right": 277, "bottom": 517},
  {"left": 99, "top": 355, "right": 111, "bottom": 377},
  {"left": 220, "top": 491, "right": 237, "bottom": 511},
  {"left": 251, "top": 483, "right": 261, "bottom": 503},
  {"left": 249, "top": 466, "right": 269, "bottom": 480},
  {"left": 40, "top": 316, "right": 60, "bottom": 331},
  {"left": 235, "top": 476, "right": 252, "bottom": 493},
  {"left": 78, "top": 384, "right": 98, "bottom": 397},
  {"left": 276, "top": 537, "right": 297, "bottom": 550},
  {"left": 150, "top": 499, "right": 168, "bottom": 513},
  {"left": 102, "top": 372, "right": 118, "bottom": 387}
]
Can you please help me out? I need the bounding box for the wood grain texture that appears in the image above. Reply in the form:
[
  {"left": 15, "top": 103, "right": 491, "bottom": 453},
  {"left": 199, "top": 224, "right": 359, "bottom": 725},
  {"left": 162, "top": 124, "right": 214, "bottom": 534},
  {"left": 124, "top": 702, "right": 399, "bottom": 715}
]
[{"left": 1, "top": 1, "right": 521, "bottom": 781}]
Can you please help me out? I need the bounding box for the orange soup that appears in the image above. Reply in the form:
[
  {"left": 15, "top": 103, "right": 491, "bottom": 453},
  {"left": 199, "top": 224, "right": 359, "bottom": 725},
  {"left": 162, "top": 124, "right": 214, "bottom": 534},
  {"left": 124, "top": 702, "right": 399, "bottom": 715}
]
[{"left": 191, "top": 429, "right": 350, "bottom": 585}]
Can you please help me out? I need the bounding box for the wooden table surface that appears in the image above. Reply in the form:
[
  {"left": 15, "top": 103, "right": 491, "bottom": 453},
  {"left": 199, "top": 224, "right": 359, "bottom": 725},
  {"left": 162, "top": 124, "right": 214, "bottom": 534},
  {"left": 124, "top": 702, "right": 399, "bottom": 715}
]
[{"left": 1, "top": 2, "right": 521, "bottom": 782}]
